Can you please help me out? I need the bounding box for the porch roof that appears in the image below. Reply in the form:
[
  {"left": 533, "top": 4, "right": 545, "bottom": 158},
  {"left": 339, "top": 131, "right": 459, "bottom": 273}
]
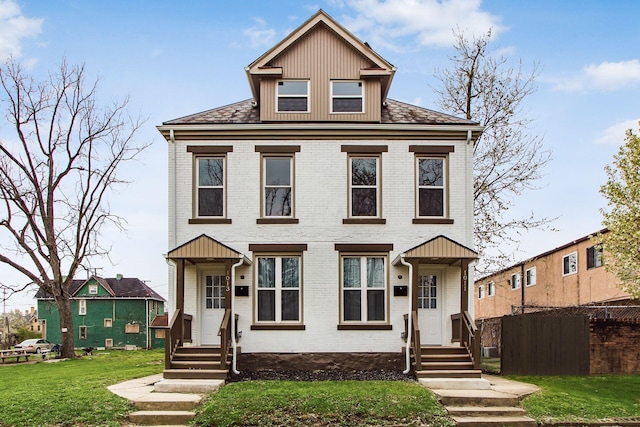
[
  {"left": 166, "top": 234, "right": 252, "bottom": 265},
  {"left": 392, "top": 235, "right": 478, "bottom": 266}
]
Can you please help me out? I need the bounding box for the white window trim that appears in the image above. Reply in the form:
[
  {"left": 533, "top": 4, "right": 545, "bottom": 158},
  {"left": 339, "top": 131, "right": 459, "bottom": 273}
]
[
  {"left": 525, "top": 267, "right": 537, "bottom": 287},
  {"left": 79, "top": 299, "right": 87, "bottom": 315},
  {"left": 340, "top": 255, "right": 388, "bottom": 324},
  {"left": 488, "top": 281, "right": 495, "bottom": 297},
  {"left": 79, "top": 325, "right": 87, "bottom": 340},
  {"left": 88, "top": 284, "right": 98, "bottom": 295},
  {"left": 416, "top": 156, "right": 447, "bottom": 218},
  {"left": 348, "top": 156, "right": 381, "bottom": 218},
  {"left": 330, "top": 80, "right": 364, "bottom": 114},
  {"left": 104, "top": 318, "right": 113, "bottom": 328},
  {"left": 262, "top": 156, "right": 294, "bottom": 218},
  {"left": 510, "top": 273, "right": 521, "bottom": 290},
  {"left": 478, "top": 285, "right": 485, "bottom": 299},
  {"left": 255, "top": 255, "right": 302, "bottom": 324},
  {"left": 563, "top": 252, "right": 578, "bottom": 276},
  {"left": 276, "top": 80, "right": 310, "bottom": 113},
  {"left": 196, "top": 156, "right": 226, "bottom": 218}
]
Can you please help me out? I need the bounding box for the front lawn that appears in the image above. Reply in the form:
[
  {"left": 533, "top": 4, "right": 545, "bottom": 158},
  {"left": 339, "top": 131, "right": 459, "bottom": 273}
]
[
  {"left": 513, "top": 375, "right": 640, "bottom": 424},
  {"left": 0, "top": 349, "right": 163, "bottom": 427},
  {"left": 194, "top": 380, "right": 454, "bottom": 427}
]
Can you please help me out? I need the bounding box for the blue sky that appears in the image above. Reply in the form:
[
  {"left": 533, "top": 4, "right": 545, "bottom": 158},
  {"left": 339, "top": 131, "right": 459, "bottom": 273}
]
[{"left": 1, "top": 0, "right": 639, "bottom": 312}]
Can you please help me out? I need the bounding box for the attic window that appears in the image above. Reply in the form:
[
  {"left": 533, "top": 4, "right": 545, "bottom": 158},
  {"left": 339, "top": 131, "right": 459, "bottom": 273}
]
[
  {"left": 89, "top": 284, "right": 98, "bottom": 295},
  {"left": 277, "top": 81, "right": 309, "bottom": 112},
  {"left": 332, "top": 81, "right": 363, "bottom": 113}
]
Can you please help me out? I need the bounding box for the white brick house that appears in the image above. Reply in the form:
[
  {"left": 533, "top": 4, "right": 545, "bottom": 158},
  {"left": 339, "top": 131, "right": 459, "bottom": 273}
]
[{"left": 158, "top": 10, "right": 483, "bottom": 379}]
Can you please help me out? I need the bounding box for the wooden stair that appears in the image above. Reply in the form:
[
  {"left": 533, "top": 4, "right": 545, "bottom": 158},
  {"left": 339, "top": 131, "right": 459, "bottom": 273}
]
[
  {"left": 163, "top": 346, "right": 230, "bottom": 380},
  {"left": 415, "top": 346, "right": 482, "bottom": 379}
]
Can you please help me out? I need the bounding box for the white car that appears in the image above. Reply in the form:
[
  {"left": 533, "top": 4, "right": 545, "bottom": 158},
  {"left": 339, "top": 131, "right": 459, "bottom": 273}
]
[{"left": 14, "top": 339, "right": 54, "bottom": 354}]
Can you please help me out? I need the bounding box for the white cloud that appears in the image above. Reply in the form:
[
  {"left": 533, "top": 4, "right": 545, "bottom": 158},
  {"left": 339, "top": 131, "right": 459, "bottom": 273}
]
[
  {"left": 595, "top": 119, "right": 640, "bottom": 145},
  {"left": 338, "top": 0, "right": 504, "bottom": 51},
  {"left": 553, "top": 60, "right": 640, "bottom": 92},
  {"left": 243, "top": 17, "right": 277, "bottom": 49},
  {"left": 0, "top": 0, "right": 43, "bottom": 60}
]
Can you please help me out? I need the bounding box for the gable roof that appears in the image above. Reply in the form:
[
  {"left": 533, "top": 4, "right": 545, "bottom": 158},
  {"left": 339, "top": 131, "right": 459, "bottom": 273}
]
[
  {"left": 245, "top": 9, "right": 396, "bottom": 102},
  {"left": 35, "top": 276, "right": 166, "bottom": 301},
  {"left": 393, "top": 235, "right": 478, "bottom": 266},
  {"left": 162, "top": 98, "right": 477, "bottom": 126},
  {"left": 167, "top": 234, "right": 252, "bottom": 264}
]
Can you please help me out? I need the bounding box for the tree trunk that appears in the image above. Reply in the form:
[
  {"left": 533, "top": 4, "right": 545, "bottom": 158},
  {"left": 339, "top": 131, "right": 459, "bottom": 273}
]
[{"left": 56, "top": 296, "right": 76, "bottom": 359}]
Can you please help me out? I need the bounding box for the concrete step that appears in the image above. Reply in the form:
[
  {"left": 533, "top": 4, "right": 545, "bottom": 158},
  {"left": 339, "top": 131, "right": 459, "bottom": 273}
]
[
  {"left": 163, "top": 368, "right": 228, "bottom": 380},
  {"left": 127, "top": 410, "right": 195, "bottom": 425},
  {"left": 446, "top": 406, "right": 527, "bottom": 417},
  {"left": 421, "top": 361, "right": 475, "bottom": 370},
  {"left": 416, "top": 369, "right": 482, "bottom": 379},
  {"left": 154, "top": 378, "right": 225, "bottom": 393},
  {"left": 133, "top": 393, "right": 202, "bottom": 411},
  {"left": 435, "top": 389, "right": 521, "bottom": 407},
  {"left": 451, "top": 415, "right": 537, "bottom": 427}
]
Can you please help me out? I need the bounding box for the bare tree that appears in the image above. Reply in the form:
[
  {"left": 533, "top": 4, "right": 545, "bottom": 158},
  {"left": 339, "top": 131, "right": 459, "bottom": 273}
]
[
  {"left": 0, "top": 58, "right": 148, "bottom": 358},
  {"left": 432, "top": 29, "right": 553, "bottom": 274}
]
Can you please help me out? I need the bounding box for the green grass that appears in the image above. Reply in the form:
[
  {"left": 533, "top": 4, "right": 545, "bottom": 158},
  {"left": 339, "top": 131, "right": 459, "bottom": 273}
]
[
  {"left": 0, "top": 349, "right": 163, "bottom": 427},
  {"left": 481, "top": 357, "right": 500, "bottom": 374},
  {"left": 512, "top": 375, "right": 640, "bottom": 424},
  {"left": 194, "top": 379, "right": 454, "bottom": 427}
]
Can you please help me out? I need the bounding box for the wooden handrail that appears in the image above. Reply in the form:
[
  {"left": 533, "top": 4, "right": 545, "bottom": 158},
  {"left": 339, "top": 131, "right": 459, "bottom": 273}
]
[
  {"left": 165, "top": 309, "right": 182, "bottom": 370},
  {"left": 218, "top": 309, "right": 232, "bottom": 369},
  {"left": 412, "top": 311, "right": 421, "bottom": 367},
  {"left": 461, "top": 310, "right": 480, "bottom": 369}
]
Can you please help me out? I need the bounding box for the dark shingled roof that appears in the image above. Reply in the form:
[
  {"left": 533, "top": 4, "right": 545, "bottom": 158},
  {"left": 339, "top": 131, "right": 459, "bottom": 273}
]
[
  {"left": 35, "top": 276, "right": 166, "bottom": 301},
  {"left": 163, "top": 98, "right": 477, "bottom": 126}
]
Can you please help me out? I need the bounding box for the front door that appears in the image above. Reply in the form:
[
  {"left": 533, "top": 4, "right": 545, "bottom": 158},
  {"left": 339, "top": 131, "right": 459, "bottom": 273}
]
[
  {"left": 201, "top": 273, "right": 226, "bottom": 345},
  {"left": 418, "top": 273, "right": 442, "bottom": 345}
]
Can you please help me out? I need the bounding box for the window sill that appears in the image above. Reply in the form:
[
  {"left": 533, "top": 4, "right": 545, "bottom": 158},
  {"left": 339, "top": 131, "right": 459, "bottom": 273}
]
[
  {"left": 342, "top": 218, "right": 386, "bottom": 224},
  {"left": 189, "top": 218, "right": 232, "bottom": 224},
  {"left": 337, "top": 324, "right": 392, "bottom": 331},
  {"left": 251, "top": 324, "right": 306, "bottom": 331},
  {"left": 413, "top": 218, "right": 454, "bottom": 224},
  {"left": 257, "top": 218, "right": 299, "bottom": 224}
]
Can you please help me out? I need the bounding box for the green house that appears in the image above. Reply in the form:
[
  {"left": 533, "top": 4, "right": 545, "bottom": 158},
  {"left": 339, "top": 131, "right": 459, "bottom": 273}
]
[{"left": 36, "top": 275, "right": 166, "bottom": 350}]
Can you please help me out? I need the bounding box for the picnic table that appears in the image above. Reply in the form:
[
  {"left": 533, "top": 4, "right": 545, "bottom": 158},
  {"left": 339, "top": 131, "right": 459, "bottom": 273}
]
[{"left": 0, "top": 349, "right": 30, "bottom": 363}]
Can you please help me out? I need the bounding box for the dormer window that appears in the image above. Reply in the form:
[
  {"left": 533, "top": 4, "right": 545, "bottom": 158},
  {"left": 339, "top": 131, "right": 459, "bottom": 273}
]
[
  {"left": 277, "top": 81, "right": 309, "bottom": 112},
  {"left": 331, "top": 81, "right": 363, "bottom": 113}
]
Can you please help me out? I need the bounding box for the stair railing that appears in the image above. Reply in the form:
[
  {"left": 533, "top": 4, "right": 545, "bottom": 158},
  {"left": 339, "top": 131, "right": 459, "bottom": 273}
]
[
  {"left": 461, "top": 310, "right": 480, "bottom": 369},
  {"left": 218, "top": 309, "right": 232, "bottom": 370},
  {"left": 165, "top": 309, "right": 182, "bottom": 370},
  {"left": 404, "top": 311, "right": 422, "bottom": 368}
]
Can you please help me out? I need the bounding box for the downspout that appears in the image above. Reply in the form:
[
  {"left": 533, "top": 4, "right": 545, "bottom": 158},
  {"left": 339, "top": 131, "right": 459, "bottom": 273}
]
[
  {"left": 399, "top": 255, "right": 413, "bottom": 374},
  {"left": 230, "top": 255, "right": 244, "bottom": 375}
]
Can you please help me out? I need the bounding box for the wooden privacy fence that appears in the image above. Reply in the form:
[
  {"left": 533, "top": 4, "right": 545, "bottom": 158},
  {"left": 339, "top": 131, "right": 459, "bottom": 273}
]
[{"left": 501, "top": 314, "right": 590, "bottom": 375}]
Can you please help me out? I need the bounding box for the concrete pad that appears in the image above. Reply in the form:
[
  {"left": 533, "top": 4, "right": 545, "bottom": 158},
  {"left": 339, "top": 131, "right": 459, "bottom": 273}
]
[
  {"left": 419, "top": 377, "right": 491, "bottom": 390},
  {"left": 154, "top": 378, "right": 225, "bottom": 393},
  {"left": 107, "top": 374, "right": 164, "bottom": 400},
  {"left": 483, "top": 374, "right": 540, "bottom": 398}
]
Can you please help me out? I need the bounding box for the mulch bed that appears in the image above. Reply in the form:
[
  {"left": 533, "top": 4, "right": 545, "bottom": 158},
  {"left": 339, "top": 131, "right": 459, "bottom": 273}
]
[{"left": 229, "top": 369, "right": 416, "bottom": 382}]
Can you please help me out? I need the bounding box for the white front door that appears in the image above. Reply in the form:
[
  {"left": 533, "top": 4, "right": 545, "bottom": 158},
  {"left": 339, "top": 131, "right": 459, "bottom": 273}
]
[
  {"left": 418, "top": 273, "right": 442, "bottom": 345},
  {"left": 201, "top": 273, "right": 226, "bottom": 345}
]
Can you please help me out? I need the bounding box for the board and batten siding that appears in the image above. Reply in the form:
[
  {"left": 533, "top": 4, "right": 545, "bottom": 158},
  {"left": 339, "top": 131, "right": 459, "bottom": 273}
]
[{"left": 260, "top": 25, "right": 381, "bottom": 122}]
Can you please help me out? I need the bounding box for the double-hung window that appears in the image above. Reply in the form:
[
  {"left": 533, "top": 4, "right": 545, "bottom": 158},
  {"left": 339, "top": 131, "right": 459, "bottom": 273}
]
[
  {"left": 277, "top": 80, "right": 309, "bottom": 112},
  {"left": 79, "top": 299, "right": 87, "bottom": 315},
  {"left": 525, "top": 267, "right": 536, "bottom": 286},
  {"left": 341, "top": 256, "right": 386, "bottom": 323},
  {"left": 187, "top": 146, "right": 232, "bottom": 223},
  {"left": 563, "top": 252, "right": 578, "bottom": 276},
  {"left": 511, "top": 273, "right": 520, "bottom": 290},
  {"left": 256, "top": 256, "right": 301, "bottom": 323},
  {"left": 264, "top": 156, "right": 293, "bottom": 217},
  {"left": 256, "top": 146, "right": 300, "bottom": 224},
  {"left": 331, "top": 81, "right": 363, "bottom": 113},
  {"left": 349, "top": 156, "right": 379, "bottom": 217},
  {"left": 587, "top": 245, "right": 604, "bottom": 269},
  {"left": 478, "top": 285, "right": 485, "bottom": 299},
  {"left": 410, "top": 146, "right": 454, "bottom": 224},
  {"left": 197, "top": 157, "right": 225, "bottom": 217},
  {"left": 417, "top": 157, "right": 445, "bottom": 217},
  {"left": 488, "top": 281, "right": 495, "bottom": 297}
]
